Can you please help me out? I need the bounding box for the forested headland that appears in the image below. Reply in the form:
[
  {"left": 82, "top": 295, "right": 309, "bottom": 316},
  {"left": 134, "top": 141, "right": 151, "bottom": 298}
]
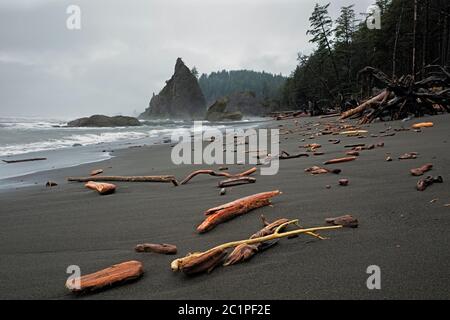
[{"left": 282, "top": 0, "right": 450, "bottom": 114}]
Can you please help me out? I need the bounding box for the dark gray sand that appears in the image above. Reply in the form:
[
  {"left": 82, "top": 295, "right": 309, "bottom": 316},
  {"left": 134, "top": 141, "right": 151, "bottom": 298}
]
[{"left": 0, "top": 115, "right": 449, "bottom": 300}]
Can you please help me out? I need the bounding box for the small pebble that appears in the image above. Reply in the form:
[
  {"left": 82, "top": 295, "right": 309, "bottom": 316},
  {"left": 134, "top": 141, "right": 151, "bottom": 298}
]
[{"left": 220, "top": 188, "right": 226, "bottom": 196}]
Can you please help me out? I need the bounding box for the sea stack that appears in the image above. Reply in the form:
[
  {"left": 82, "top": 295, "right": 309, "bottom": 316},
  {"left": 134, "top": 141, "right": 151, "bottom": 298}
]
[{"left": 139, "top": 58, "right": 206, "bottom": 120}]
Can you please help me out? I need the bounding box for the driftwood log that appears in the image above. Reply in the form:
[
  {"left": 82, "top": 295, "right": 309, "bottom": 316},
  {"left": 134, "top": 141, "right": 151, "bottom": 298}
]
[
  {"left": 90, "top": 169, "right": 104, "bottom": 176},
  {"left": 197, "top": 191, "right": 281, "bottom": 234},
  {"left": 325, "top": 215, "right": 359, "bottom": 228},
  {"left": 410, "top": 163, "right": 433, "bottom": 176},
  {"left": 2, "top": 157, "right": 47, "bottom": 164},
  {"left": 279, "top": 151, "right": 309, "bottom": 160},
  {"left": 68, "top": 175, "right": 179, "bottom": 186},
  {"left": 66, "top": 260, "right": 144, "bottom": 293},
  {"left": 135, "top": 243, "right": 177, "bottom": 254},
  {"left": 218, "top": 177, "right": 256, "bottom": 188},
  {"left": 180, "top": 167, "right": 256, "bottom": 185},
  {"left": 324, "top": 157, "right": 357, "bottom": 165},
  {"left": 340, "top": 90, "right": 389, "bottom": 120},
  {"left": 305, "top": 166, "right": 342, "bottom": 175}
]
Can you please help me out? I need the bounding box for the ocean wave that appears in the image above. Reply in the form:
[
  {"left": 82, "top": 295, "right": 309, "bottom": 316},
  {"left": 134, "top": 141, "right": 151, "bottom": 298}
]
[{"left": 0, "top": 131, "right": 149, "bottom": 156}]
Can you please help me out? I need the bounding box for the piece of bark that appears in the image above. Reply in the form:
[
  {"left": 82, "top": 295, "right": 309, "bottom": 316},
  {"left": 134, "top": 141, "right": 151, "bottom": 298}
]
[
  {"left": 410, "top": 163, "right": 433, "bottom": 176},
  {"left": 324, "top": 157, "right": 357, "bottom": 165},
  {"left": 135, "top": 243, "right": 177, "bottom": 255},
  {"left": 69, "top": 175, "right": 179, "bottom": 186},
  {"left": 175, "top": 248, "right": 227, "bottom": 275},
  {"left": 279, "top": 152, "right": 309, "bottom": 160},
  {"left": 329, "top": 139, "right": 341, "bottom": 144},
  {"left": 417, "top": 176, "right": 443, "bottom": 191},
  {"left": 85, "top": 181, "right": 116, "bottom": 195},
  {"left": 218, "top": 177, "right": 256, "bottom": 188},
  {"left": 339, "top": 179, "right": 349, "bottom": 186},
  {"left": 46, "top": 181, "right": 58, "bottom": 187},
  {"left": 2, "top": 157, "right": 47, "bottom": 164},
  {"left": 66, "top": 260, "right": 143, "bottom": 293},
  {"left": 305, "top": 166, "right": 341, "bottom": 175},
  {"left": 326, "top": 215, "right": 358, "bottom": 228},
  {"left": 346, "top": 151, "right": 360, "bottom": 157},
  {"left": 399, "top": 152, "right": 418, "bottom": 160},
  {"left": 412, "top": 122, "right": 434, "bottom": 129},
  {"left": 345, "top": 144, "right": 365, "bottom": 148},
  {"left": 223, "top": 244, "right": 259, "bottom": 266},
  {"left": 197, "top": 191, "right": 281, "bottom": 233},
  {"left": 180, "top": 167, "right": 256, "bottom": 185},
  {"left": 223, "top": 217, "right": 290, "bottom": 266},
  {"left": 90, "top": 169, "right": 104, "bottom": 176}
]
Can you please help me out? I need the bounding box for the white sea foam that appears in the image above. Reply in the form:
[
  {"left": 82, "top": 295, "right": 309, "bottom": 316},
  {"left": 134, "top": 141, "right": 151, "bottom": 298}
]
[{"left": 0, "top": 131, "right": 150, "bottom": 156}]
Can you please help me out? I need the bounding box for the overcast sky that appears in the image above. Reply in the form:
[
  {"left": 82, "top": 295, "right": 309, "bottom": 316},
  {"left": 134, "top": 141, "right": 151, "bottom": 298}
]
[{"left": 0, "top": 0, "right": 374, "bottom": 118}]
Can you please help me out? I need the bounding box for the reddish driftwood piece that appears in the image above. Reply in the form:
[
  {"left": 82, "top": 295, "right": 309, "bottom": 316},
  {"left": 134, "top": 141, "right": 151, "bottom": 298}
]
[
  {"left": 410, "top": 163, "right": 433, "bottom": 176},
  {"left": 399, "top": 152, "right": 418, "bottom": 160},
  {"left": 69, "top": 175, "right": 179, "bottom": 186},
  {"left": 197, "top": 191, "right": 281, "bottom": 233},
  {"left": 417, "top": 176, "right": 443, "bottom": 191},
  {"left": 339, "top": 179, "right": 349, "bottom": 186},
  {"left": 180, "top": 167, "right": 257, "bottom": 185},
  {"left": 66, "top": 260, "right": 143, "bottom": 293},
  {"left": 90, "top": 169, "right": 104, "bottom": 176},
  {"left": 346, "top": 151, "right": 360, "bottom": 157},
  {"left": 324, "top": 157, "right": 357, "bottom": 165},
  {"left": 135, "top": 243, "right": 177, "bottom": 255},
  {"left": 85, "top": 181, "right": 116, "bottom": 195},
  {"left": 305, "top": 166, "right": 341, "bottom": 175},
  {"left": 326, "top": 215, "right": 358, "bottom": 228},
  {"left": 177, "top": 248, "right": 227, "bottom": 275},
  {"left": 218, "top": 177, "right": 256, "bottom": 188}
]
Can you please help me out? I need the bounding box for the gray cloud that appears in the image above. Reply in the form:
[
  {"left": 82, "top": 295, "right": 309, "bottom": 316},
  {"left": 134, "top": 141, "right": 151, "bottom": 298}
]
[{"left": 0, "top": 0, "right": 374, "bottom": 118}]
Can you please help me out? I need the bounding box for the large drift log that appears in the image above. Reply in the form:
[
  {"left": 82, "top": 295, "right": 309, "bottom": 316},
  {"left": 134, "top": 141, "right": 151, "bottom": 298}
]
[
  {"left": 66, "top": 261, "right": 144, "bottom": 293},
  {"left": 340, "top": 90, "right": 389, "bottom": 120},
  {"left": 180, "top": 167, "right": 256, "bottom": 185},
  {"left": 197, "top": 191, "right": 281, "bottom": 233},
  {"left": 68, "top": 175, "right": 179, "bottom": 186}
]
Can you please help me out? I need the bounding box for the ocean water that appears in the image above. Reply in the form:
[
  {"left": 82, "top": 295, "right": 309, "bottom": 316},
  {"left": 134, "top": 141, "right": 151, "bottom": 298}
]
[{"left": 0, "top": 117, "right": 267, "bottom": 183}]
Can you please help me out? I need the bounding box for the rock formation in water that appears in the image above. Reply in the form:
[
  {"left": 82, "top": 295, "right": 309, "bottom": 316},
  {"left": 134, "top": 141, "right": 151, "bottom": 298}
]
[
  {"left": 205, "top": 98, "right": 243, "bottom": 122},
  {"left": 139, "top": 58, "right": 207, "bottom": 120},
  {"left": 67, "top": 115, "right": 141, "bottom": 127}
]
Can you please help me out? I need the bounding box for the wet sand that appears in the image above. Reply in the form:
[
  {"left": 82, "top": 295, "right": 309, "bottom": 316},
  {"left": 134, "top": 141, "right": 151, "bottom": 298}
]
[{"left": 0, "top": 115, "right": 449, "bottom": 299}]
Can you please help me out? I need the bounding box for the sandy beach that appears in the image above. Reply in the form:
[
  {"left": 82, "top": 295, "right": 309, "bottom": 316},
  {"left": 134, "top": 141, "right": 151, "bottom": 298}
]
[{"left": 0, "top": 115, "right": 449, "bottom": 300}]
